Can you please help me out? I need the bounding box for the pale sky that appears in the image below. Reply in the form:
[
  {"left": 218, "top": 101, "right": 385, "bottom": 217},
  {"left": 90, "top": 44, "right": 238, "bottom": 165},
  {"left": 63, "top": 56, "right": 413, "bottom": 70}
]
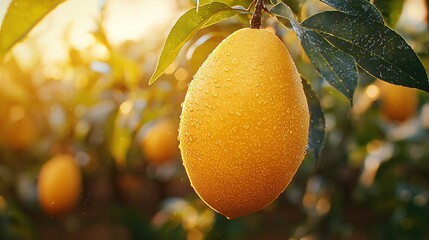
[{"left": 1, "top": 0, "right": 180, "bottom": 64}]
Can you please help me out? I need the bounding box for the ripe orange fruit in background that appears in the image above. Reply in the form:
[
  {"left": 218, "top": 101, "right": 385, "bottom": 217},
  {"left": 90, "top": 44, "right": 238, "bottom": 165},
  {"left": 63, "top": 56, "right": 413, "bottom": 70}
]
[
  {"left": 141, "top": 119, "right": 179, "bottom": 164},
  {"left": 38, "top": 154, "right": 82, "bottom": 214},
  {"left": 179, "top": 28, "right": 309, "bottom": 219},
  {"left": 376, "top": 80, "right": 418, "bottom": 122}
]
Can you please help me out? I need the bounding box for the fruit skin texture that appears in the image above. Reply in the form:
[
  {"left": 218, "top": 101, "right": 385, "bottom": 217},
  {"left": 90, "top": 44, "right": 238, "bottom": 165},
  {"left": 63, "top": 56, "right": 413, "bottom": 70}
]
[
  {"left": 179, "top": 28, "right": 309, "bottom": 219},
  {"left": 38, "top": 154, "right": 82, "bottom": 214},
  {"left": 377, "top": 80, "right": 418, "bottom": 122},
  {"left": 142, "top": 119, "right": 179, "bottom": 165}
]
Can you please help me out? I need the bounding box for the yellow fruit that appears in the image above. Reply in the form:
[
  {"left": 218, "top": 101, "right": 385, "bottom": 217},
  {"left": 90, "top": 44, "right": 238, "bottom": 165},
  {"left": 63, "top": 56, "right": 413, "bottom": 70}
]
[
  {"left": 376, "top": 80, "right": 418, "bottom": 122},
  {"left": 38, "top": 154, "right": 82, "bottom": 214},
  {"left": 142, "top": 119, "right": 179, "bottom": 164},
  {"left": 179, "top": 28, "right": 309, "bottom": 219}
]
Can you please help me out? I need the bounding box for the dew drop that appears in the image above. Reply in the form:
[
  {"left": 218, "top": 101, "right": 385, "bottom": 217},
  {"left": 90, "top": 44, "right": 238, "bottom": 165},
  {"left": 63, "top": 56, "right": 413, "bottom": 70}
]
[
  {"left": 232, "top": 58, "right": 239, "bottom": 65},
  {"left": 213, "top": 93, "right": 218, "bottom": 98}
]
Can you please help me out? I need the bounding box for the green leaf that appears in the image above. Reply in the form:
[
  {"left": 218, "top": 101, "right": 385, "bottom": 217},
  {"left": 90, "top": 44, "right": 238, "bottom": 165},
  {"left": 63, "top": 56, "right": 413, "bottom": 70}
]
[
  {"left": 373, "top": 0, "right": 405, "bottom": 27},
  {"left": 198, "top": 0, "right": 254, "bottom": 7},
  {"left": 301, "top": 77, "right": 325, "bottom": 163},
  {"left": 110, "top": 99, "right": 142, "bottom": 168},
  {"left": 269, "top": 2, "right": 300, "bottom": 30},
  {"left": 149, "top": 2, "right": 236, "bottom": 85},
  {"left": 319, "top": 0, "right": 383, "bottom": 23},
  {"left": 270, "top": 2, "right": 298, "bottom": 24},
  {"left": 0, "top": 0, "right": 65, "bottom": 58},
  {"left": 303, "top": 11, "right": 429, "bottom": 93},
  {"left": 300, "top": 29, "right": 358, "bottom": 102},
  {"left": 110, "top": 114, "right": 133, "bottom": 168},
  {"left": 271, "top": 3, "right": 358, "bottom": 102},
  {"left": 203, "top": 10, "right": 237, "bottom": 28}
]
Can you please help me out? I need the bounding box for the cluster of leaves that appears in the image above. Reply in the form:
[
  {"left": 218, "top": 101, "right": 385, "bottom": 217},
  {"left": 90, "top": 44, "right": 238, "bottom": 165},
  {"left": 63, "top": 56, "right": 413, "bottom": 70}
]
[{"left": 148, "top": 0, "right": 429, "bottom": 162}]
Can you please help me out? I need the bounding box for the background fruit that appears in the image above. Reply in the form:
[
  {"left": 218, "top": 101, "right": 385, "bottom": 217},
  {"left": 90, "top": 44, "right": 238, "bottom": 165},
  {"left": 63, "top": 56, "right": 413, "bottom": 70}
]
[
  {"left": 179, "top": 28, "right": 309, "bottom": 219},
  {"left": 37, "top": 154, "right": 82, "bottom": 214},
  {"left": 376, "top": 80, "right": 418, "bottom": 122},
  {"left": 141, "top": 119, "right": 179, "bottom": 165}
]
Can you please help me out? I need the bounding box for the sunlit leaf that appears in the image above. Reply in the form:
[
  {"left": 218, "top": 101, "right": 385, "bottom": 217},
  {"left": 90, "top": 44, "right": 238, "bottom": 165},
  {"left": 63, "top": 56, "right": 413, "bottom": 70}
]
[
  {"left": 300, "top": 30, "right": 358, "bottom": 102},
  {"left": 319, "top": 0, "right": 383, "bottom": 23},
  {"left": 110, "top": 125, "right": 132, "bottom": 168},
  {"left": 373, "top": 0, "right": 405, "bottom": 27},
  {"left": 0, "top": 59, "right": 30, "bottom": 102},
  {"left": 149, "top": 2, "right": 237, "bottom": 85},
  {"left": 270, "top": 2, "right": 298, "bottom": 25},
  {"left": 301, "top": 77, "right": 325, "bottom": 163},
  {"left": 0, "top": 0, "right": 65, "bottom": 58},
  {"left": 110, "top": 101, "right": 135, "bottom": 168},
  {"left": 199, "top": 0, "right": 254, "bottom": 7},
  {"left": 203, "top": 11, "right": 237, "bottom": 28},
  {"left": 269, "top": 2, "right": 300, "bottom": 30},
  {"left": 303, "top": 11, "right": 429, "bottom": 93}
]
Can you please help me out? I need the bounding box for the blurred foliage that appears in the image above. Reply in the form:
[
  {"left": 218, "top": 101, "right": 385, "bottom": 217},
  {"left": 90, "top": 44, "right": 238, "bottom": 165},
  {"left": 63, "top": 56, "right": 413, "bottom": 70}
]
[{"left": 0, "top": 0, "right": 429, "bottom": 239}]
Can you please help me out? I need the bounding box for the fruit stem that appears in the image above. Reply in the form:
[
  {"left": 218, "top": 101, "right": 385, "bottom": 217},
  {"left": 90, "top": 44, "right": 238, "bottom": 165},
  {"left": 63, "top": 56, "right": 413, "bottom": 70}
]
[{"left": 250, "top": 0, "right": 264, "bottom": 29}]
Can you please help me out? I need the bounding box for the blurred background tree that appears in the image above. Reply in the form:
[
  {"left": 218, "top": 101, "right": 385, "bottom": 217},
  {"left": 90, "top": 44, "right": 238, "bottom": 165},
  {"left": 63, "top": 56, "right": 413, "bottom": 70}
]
[{"left": 0, "top": 0, "right": 429, "bottom": 239}]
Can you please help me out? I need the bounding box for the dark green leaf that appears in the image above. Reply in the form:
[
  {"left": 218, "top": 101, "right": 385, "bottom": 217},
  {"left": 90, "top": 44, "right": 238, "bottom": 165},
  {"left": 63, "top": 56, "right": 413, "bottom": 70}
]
[
  {"left": 373, "top": 0, "right": 405, "bottom": 27},
  {"left": 319, "top": 0, "right": 383, "bottom": 23},
  {"left": 303, "top": 11, "right": 429, "bottom": 92},
  {"left": 271, "top": 4, "right": 358, "bottom": 102},
  {"left": 301, "top": 78, "right": 325, "bottom": 163},
  {"left": 149, "top": 2, "right": 236, "bottom": 85},
  {"left": 300, "top": 30, "right": 358, "bottom": 102},
  {"left": 0, "top": 0, "right": 65, "bottom": 58}
]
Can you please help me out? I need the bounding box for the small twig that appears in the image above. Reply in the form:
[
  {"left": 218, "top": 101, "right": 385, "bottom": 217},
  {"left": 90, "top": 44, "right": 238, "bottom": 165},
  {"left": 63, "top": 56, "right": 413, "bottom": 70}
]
[
  {"left": 250, "top": 0, "right": 265, "bottom": 29},
  {"left": 246, "top": 0, "right": 257, "bottom": 12}
]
